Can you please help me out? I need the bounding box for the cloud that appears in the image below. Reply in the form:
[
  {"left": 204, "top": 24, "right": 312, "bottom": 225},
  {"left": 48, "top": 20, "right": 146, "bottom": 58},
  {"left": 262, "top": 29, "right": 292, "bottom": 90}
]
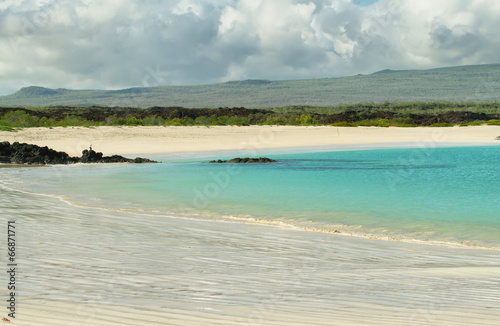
[{"left": 0, "top": 0, "right": 499, "bottom": 95}]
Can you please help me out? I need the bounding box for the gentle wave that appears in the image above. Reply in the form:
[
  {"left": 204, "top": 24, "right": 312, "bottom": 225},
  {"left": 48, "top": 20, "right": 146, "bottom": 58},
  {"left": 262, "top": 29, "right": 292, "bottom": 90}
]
[{"left": 2, "top": 179, "right": 497, "bottom": 251}]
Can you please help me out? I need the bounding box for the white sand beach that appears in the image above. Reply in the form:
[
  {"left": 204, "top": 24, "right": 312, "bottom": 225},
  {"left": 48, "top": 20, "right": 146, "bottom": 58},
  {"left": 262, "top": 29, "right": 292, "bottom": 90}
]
[
  {"left": 1, "top": 125, "right": 499, "bottom": 156},
  {"left": 3, "top": 191, "right": 500, "bottom": 326},
  {"left": 1, "top": 125, "right": 500, "bottom": 325},
  {"left": 4, "top": 187, "right": 500, "bottom": 326}
]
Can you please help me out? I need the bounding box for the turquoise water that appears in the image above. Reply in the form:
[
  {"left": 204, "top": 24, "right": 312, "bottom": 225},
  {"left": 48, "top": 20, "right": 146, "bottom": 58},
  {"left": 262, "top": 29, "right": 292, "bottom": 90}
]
[{"left": 1, "top": 145, "right": 499, "bottom": 247}]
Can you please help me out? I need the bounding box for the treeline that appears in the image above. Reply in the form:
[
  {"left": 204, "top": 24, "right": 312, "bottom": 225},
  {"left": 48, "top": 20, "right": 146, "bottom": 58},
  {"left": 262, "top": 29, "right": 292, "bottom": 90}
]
[{"left": 1, "top": 102, "right": 500, "bottom": 131}]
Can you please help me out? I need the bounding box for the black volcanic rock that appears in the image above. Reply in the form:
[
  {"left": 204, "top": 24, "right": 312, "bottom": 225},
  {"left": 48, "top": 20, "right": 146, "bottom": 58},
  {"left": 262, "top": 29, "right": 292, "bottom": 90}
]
[
  {"left": 133, "top": 157, "right": 157, "bottom": 163},
  {"left": 209, "top": 157, "right": 277, "bottom": 163},
  {"left": 0, "top": 142, "right": 158, "bottom": 165},
  {"left": 1, "top": 141, "right": 76, "bottom": 164},
  {"left": 81, "top": 148, "right": 103, "bottom": 163},
  {"left": 80, "top": 148, "right": 158, "bottom": 163}
]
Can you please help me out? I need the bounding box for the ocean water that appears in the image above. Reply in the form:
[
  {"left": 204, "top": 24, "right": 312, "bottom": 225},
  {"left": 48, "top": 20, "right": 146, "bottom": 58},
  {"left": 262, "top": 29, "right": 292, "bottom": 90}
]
[{"left": 1, "top": 145, "right": 499, "bottom": 248}]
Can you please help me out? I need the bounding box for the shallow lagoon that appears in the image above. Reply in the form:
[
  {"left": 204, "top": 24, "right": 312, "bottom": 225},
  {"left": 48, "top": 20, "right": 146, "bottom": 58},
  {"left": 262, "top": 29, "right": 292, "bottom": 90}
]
[
  {"left": 3, "top": 145, "right": 499, "bottom": 248},
  {"left": 1, "top": 145, "right": 500, "bottom": 325}
]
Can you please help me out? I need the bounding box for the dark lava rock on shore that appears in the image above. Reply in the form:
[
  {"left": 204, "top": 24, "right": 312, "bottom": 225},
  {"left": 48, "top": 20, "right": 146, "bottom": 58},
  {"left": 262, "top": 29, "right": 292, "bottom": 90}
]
[
  {"left": 0, "top": 141, "right": 77, "bottom": 165},
  {"left": 209, "top": 157, "right": 277, "bottom": 163},
  {"left": 80, "top": 148, "right": 157, "bottom": 163},
  {"left": 0, "top": 141, "right": 158, "bottom": 165}
]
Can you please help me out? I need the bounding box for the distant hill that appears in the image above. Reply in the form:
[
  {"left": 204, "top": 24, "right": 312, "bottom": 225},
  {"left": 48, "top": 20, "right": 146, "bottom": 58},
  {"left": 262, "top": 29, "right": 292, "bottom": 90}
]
[{"left": 1, "top": 64, "right": 499, "bottom": 108}]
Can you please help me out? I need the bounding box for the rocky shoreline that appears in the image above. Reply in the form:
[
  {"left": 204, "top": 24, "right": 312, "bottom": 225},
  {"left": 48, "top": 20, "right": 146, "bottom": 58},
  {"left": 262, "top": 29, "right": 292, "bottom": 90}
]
[{"left": 0, "top": 141, "right": 158, "bottom": 165}]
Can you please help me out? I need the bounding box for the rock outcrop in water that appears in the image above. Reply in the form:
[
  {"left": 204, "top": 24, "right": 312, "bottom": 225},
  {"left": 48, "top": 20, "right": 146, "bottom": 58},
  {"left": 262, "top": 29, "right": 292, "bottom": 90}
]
[
  {"left": 0, "top": 141, "right": 158, "bottom": 165},
  {"left": 80, "top": 147, "right": 157, "bottom": 164},
  {"left": 209, "top": 157, "right": 277, "bottom": 163}
]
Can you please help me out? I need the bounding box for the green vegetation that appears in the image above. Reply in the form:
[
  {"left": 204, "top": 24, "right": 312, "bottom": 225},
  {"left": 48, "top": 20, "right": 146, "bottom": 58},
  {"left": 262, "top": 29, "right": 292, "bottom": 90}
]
[
  {"left": 427, "top": 122, "right": 455, "bottom": 127},
  {"left": 331, "top": 119, "right": 393, "bottom": 127},
  {"left": 0, "top": 110, "right": 99, "bottom": 128},
  {"left": 0, "top": 101, "right": 499, "bottom": 129},
  {"left": 268, "top": 101, "right": 500, "bottom": 115},
  {"left": 1, "top": 64, "right": 499, "bottom": 108},
  {"left": 0, "top": 125, "right": 16, "bottom": 132},
  {"left": 1, "top": 110, "right": 38, "bottom": 127}
]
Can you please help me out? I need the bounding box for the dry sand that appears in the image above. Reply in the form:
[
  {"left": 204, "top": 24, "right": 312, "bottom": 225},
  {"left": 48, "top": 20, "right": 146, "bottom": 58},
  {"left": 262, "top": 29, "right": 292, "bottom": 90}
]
[{"left": 1, "top": 125, "right": 499, "bottom": 156}]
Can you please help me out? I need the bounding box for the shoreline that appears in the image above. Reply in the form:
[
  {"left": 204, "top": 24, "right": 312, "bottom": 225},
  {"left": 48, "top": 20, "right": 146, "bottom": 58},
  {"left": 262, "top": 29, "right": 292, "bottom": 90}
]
[
  {"left": 1, "top": 173, "right": 498, "bottom": 252},
  {"left": 1, "top": 125, "right": 499, "bottom": 156},
  {"left": 1, "top": 127, "right": 499, "bottom": 250},
  {"left": 3, "top": 184, "right": 500, "bottom": 326}
]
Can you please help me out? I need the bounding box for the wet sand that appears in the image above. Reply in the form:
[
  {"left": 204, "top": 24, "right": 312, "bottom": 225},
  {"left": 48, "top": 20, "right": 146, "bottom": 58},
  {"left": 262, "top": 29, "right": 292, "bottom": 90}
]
[{"left": 1, "top": 186, "right": 499, "bottom": 325}]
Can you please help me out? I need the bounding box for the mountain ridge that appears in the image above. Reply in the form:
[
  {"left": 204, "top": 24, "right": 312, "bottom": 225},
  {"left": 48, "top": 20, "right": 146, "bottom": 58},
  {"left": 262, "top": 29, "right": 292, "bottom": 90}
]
[{"left": 2, "top": 63, "right": 499, "bottom": 108}]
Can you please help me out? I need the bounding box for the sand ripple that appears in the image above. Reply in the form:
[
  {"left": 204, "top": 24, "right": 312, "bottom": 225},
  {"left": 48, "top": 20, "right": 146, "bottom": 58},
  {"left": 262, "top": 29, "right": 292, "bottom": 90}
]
[{"left": 1, "top": 187, "right": 500, "bottom": 325}]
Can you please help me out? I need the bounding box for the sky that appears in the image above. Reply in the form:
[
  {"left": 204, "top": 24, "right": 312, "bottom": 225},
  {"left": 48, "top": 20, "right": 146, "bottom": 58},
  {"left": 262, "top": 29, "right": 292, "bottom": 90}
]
[{"left": 0, "top": 0, "right": 499, "bottom": 95}]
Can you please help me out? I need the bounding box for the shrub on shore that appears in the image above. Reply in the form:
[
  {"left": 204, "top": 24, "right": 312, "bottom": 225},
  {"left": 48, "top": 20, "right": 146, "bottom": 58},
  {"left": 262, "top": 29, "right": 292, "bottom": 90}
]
[
  {"left": 0, "top": 125, "right": 15, "bottom": 132},
  {"left": 1, "top": 102, "right": 499, "bottom": 129},
  {"left": 0, "top": 110, "right": 38, "bottom": 127}
]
